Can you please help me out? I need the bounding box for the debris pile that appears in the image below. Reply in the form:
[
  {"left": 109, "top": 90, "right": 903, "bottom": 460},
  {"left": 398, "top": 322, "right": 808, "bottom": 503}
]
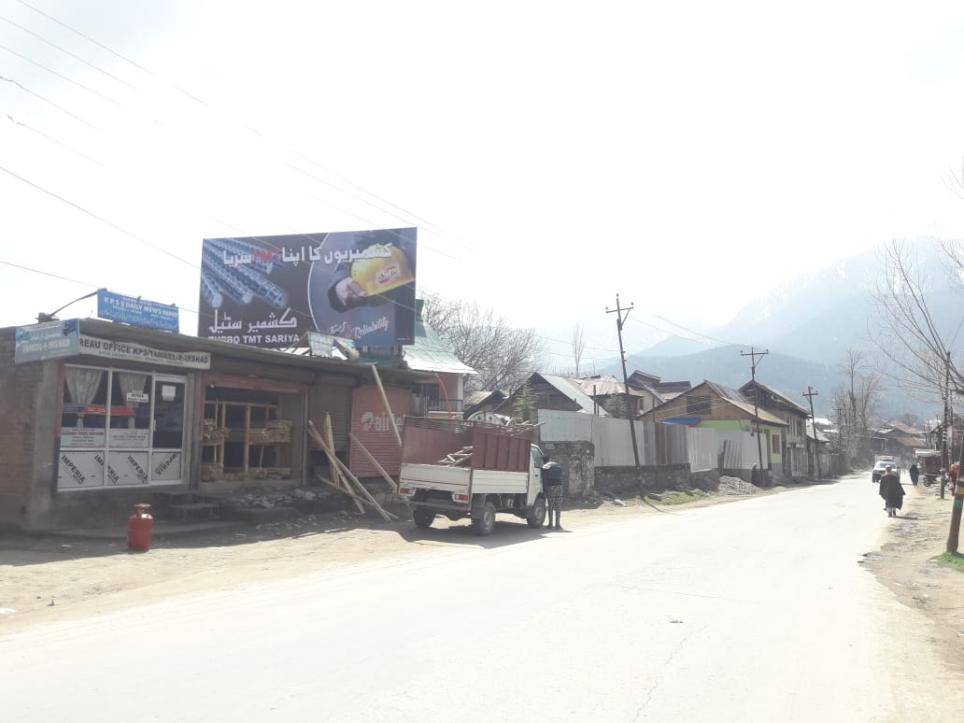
[{"left": 717, "top": 476, "right": 760, "bottom": 495}]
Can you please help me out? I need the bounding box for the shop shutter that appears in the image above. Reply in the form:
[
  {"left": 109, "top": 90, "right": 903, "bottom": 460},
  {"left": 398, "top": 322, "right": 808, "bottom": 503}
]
[
  {"left": 309, "top": 383, "right": 351, "bottom": 452},
  {"left": 349, "top": 385, "right": 412, "bottom": 477}
]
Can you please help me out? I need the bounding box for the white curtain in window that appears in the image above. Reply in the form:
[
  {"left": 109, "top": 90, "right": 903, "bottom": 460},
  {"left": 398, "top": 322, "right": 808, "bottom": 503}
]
[
  {"left": 66, "top": 367, "right": 103, "bottom": 428},
  {"left": 116, "top": 372, "right": 148, "bottom": 428}
]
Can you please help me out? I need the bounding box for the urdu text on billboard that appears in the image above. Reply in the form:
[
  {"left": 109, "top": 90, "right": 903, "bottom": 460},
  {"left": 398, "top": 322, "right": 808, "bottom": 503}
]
[{"left": 198, "top": 228, "right": 417, "bottom": 349}]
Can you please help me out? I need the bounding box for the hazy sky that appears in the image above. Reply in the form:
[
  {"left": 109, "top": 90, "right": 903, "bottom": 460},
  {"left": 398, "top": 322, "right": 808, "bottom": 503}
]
[{"left": 3, "top": 0, "right": 964, "bottom": 366}]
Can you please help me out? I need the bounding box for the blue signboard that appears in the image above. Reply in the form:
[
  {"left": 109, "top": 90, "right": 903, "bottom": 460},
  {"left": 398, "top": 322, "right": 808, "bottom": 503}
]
[
  {"left": 97, "top": 290, "right": 179, "bottom": 332},
  {"left": 14, "top": 319, "right": 80, "bottom": 363}
]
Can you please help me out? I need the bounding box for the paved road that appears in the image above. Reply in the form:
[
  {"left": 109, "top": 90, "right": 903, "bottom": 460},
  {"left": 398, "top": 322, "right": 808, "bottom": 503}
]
[{"left": 2, "top": 475, "right": 959, "bottom": 722}]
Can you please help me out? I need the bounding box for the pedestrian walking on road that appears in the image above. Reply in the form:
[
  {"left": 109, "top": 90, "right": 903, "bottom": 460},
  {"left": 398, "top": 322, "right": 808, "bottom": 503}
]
[
  {"left": 542, "top": 455, "right": 564, "bottom": 530},
  {"left": 878, "top": 465, "right": 904, "bottom": 517},
  {"left": 909, "top": 462, "right": 920, "bottom": 487}
]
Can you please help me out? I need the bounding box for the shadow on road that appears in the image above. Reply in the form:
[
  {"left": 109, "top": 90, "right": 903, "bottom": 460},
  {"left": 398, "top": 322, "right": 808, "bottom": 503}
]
[{"left": 396, "top": 518, "right": 559, "bottom": 549}]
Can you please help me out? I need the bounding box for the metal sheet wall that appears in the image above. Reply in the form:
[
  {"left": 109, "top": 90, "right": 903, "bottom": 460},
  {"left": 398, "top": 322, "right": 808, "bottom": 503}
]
[{"left": 349, "top": 385, "right": 411, "bottom": 477}]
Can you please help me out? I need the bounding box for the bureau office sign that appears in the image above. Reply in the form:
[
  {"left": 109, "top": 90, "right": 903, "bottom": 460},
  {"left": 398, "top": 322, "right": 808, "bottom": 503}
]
[
  {"left": 197, "top": 228, "right": 417, "bottom": 349},
  {"left": 78, "top": 336, "right": 211, "bottom": 369}
]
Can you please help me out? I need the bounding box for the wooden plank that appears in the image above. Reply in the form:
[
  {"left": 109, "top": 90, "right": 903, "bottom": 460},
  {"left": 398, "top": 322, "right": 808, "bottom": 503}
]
[
  {"left": 315, "top": 476, "right": 397, "bottom": 518},
  {"left": 203, "top": 371, "right": 308, "bottom": 395},
  {"left": 328, "top": 414, "right": 365, "bottom": 513},
  {"left": 370, "top": 364, "right": 403, "bottom": 448},
  {"left": 349, "top": 432, "right": 399, "bottom": 494},
  {"left": 243, "top": 404, "right": 251, "bottom": 473},
  {"left": 310, "top": 421, "right": 394, "bottom": 523}
]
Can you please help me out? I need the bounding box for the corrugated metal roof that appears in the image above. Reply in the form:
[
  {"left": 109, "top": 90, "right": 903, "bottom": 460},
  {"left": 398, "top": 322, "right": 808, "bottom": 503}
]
[
  {"left": 538, "top": 374, "right": 609, "bottom": 416},
  {"left": 567, "top": 375, "right": 657, "bottom": 399},
  {"left": 400, "top": 318, "right": 477, "bottom": 375},
  {"left": 741, "top": 380, "right": 809, "bottom": 416}
]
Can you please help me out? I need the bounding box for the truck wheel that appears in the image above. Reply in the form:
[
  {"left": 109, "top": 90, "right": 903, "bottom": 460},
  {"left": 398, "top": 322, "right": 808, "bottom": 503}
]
[
  {"left": 471, "top": 500, "right": 496, "bottom": 536},
  {"left": 412, "top": 507, "right": 436, "bottom": 528},
  {"left": 526, "top": 495, "right": 547, "bottom": 528}
]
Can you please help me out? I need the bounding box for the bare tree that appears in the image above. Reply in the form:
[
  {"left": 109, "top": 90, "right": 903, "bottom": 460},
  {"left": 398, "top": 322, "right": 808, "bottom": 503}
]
[
  {"left": 422, "top": 292, "right": 544, "bottom": 393},
  {"left": 872, "top": 240, "right": 963, "bottom": 400},
  {"left": 571, "top": 323, "right": 586, "bottom": 378},
  {"left": 832, "top": 349, "right": 882, "bottom": 465}
]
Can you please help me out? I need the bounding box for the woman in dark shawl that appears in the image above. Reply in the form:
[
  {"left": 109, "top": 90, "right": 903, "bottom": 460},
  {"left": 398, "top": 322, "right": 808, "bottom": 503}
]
[{"left": 878, "top": 465, "right": 904, "bottom": 517}]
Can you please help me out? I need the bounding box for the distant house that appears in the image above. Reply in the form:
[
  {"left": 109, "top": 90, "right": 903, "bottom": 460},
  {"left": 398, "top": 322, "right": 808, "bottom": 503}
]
[
  {"left": 567, "top": 375, "right": 661, "bottom": 418},
  {"left": 740, "top": 380, "right": 810, "bottom": 478},
  {"left": 871, "top": 420, "right": 928, "bottom": 461},
  {"left": 806, "top": 420, "right": 832, "bottom": 477},
  {"left": 464, "top": 390, "right": 507, "bottom": 419},
  {"left": 651, "top": 380, "right": 788, "bottom": 472},
  {"left": 496, "top": 372, "right": 609, "bottom": 419}
]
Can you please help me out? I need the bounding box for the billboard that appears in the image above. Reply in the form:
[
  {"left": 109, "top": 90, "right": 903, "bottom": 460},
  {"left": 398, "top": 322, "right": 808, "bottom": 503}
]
[{"left": 198, "top": 228, "right": 416, "bottom": 348}]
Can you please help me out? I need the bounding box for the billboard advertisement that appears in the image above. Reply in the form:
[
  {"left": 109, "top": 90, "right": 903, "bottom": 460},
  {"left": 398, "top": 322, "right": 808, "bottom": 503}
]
[{"left": 198, "top": 228, "right": 416, "bottom": 349}]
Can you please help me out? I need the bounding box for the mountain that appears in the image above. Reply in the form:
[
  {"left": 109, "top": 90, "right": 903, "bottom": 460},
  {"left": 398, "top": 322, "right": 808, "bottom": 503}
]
[
  {"left": 712, "top": 239, "right": 962, "bottom": 363},
  {"left": 635, "top": 334, "right": 718, "bottom": 357}
]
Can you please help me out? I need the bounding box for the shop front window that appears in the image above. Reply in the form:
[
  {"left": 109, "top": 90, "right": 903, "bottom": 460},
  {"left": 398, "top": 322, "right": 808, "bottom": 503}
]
[{"left": 58, "top": 365, "right": 187, "bottom": 491}]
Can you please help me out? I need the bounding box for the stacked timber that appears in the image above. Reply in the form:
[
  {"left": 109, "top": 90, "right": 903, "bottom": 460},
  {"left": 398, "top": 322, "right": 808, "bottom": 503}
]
[{"left": 437, "top": 446, "right": 473, "bottom": 466}]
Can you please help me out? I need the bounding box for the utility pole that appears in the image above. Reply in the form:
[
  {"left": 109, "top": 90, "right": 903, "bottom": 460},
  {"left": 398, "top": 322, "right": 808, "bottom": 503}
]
[
  {"left": 606, "top": 294, "right": 640, "bottom": 468},
  {"left": 948, "top": 383, "right": 963, "bottom": 554},
  {"left": 803, "top": 386, "right": 821, "bottom": 480},
  {"left": 741, "top": 347, "right": 769, "bottom": 484},
  {"left": 942, "top": 350, "right": 951, "bottom": 499}
]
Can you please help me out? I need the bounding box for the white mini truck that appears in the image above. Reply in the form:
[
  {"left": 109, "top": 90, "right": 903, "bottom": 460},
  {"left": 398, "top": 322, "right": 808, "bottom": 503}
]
[{"left": 397, "top": 418, "right": 546, "bottom": 536}]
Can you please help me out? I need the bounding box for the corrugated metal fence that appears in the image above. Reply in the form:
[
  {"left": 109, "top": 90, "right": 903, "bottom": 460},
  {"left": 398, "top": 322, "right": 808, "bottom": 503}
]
[
  {"left": 538, "top": 409, "right": 749, "bottom": 473},
  {"left": 538, "top": 409, "right": 689, "bottom": 467}
]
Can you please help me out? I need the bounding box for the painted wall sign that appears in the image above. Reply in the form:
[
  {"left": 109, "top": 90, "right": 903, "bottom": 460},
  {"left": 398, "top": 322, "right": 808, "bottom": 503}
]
[
  {"left": 97, "top": 290, "right": 179, "bottom": 332},
  {"left": 14, "top": 319, "right": 79, "bottom": 363},
  {"left": 78, "top": 335, "right": 211, "bottom": 369}
]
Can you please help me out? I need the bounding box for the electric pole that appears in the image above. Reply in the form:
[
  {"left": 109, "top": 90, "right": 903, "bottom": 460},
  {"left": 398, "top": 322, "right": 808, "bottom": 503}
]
[
  {"left": 942, "top": 350, "right": 951, "bottom": 499},
  {"left": 606, "top": 294, "right": 640, "bottom": 468},
  {"left": 803, "top": 386, "right": 821, "bottom": 479},
  {"left": 741, "top": 347, "right": 769, "bottom": 484}
]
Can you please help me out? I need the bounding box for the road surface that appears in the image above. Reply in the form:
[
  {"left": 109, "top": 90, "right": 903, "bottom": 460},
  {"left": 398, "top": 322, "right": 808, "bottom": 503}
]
[{"left": 2, "top": 474, "right": 959, "bottom": 722}]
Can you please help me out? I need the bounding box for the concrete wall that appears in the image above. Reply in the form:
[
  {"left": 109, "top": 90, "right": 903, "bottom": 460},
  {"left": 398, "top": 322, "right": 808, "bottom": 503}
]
[
  {"left": 594, "top": 463, "right": 692, "bottom": 497},
  {"left": 540, "top": 440, "right": 594, "bottom": 497},
  {"left": 0, "top": 329, "right": 43, "bottom": 528}
]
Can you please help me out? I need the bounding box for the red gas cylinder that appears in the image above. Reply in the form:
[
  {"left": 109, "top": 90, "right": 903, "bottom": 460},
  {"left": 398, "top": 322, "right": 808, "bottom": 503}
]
[{"left": 127, "top": 503, "right": 153, "bottom": 552}]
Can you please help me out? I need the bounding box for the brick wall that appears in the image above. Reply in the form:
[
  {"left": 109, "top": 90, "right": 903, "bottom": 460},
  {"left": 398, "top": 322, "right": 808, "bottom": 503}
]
[{"left": 0, "top": 328, "right": 42, "bottom": 527}]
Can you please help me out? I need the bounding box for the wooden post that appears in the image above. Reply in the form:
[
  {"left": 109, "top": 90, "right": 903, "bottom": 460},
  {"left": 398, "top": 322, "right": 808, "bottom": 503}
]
[
  {"left": 316, "top": 476, "right": 398, "bottom": 520},
  {"left": 308, "top": 420, "right": 394, "bottom": 522},
  {"left": 327, "top": 414, "right": 365, "bottom": 514},
  {"left": 948, "top": 430, "right": 964, "bottom": 554},
  {"left": 370, "top": 364, "right": 402, "bottom": 448},
  {"left": 350, "top": 432, "right": 399, "bottom": 493},
  {"left": 243, "top": 404, "right": 251, "bottom": 473}
]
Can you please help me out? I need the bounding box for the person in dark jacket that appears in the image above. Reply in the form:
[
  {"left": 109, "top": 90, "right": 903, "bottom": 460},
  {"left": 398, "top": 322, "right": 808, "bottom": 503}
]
[
  {"left": 878, "top": 466, "right": 904, "bottom": 517},
  {"left": 542, "top": 455, "right": 564, "bottom": 530},
  {"left": 909, "top": 463, "right": 920, "bottom": 486}
]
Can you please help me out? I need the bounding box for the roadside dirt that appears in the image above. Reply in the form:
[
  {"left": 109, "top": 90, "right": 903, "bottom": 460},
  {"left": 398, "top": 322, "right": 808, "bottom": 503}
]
[
  {"left": 862, "top": 482, "right": 964, "bottom": 674},
  {"left": 0, "top": 481, "right": 787, "bottom": 633}
]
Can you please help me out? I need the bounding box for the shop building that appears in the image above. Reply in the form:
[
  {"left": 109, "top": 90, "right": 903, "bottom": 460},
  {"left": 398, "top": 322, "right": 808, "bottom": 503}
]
[{"left": 0, "top": 319, "right": 424, "bottom": 530}]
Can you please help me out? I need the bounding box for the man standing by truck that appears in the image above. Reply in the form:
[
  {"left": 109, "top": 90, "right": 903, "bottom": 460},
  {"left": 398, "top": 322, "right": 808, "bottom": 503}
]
[{"left": 542, "top": 454, "right": 564, "bottom": 530}]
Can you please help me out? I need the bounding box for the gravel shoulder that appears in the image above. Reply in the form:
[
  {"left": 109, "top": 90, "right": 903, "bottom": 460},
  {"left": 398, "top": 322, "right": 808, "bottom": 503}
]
[
  {"left": 861, "top": 481, "right": 964, "bottom": 674},
  {"left": 0, "top": 478, "right": 802, "bottom": 633}
]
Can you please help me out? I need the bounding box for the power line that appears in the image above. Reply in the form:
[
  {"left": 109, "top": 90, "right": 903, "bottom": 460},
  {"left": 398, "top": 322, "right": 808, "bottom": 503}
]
[
  {"left": 0, "top": 14, "right": 137, "bottom": 89},
  {"left": 0, "top": 164, "right": 198, "bottom": 268},
  {"left": 10, "top": 0, "right": 475, "bottom": 254},
  {"left": 0, "top": 73, "right": 100, "bottom": 128},
  {"left": 2, "top": 109, "right": 103, "bottom": 165},
  {"left": 14, "top": 0, "right": 154, "bottom": 75},
  {"left": 0, "top": 41, "right": 125, "bottom": 108}
]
